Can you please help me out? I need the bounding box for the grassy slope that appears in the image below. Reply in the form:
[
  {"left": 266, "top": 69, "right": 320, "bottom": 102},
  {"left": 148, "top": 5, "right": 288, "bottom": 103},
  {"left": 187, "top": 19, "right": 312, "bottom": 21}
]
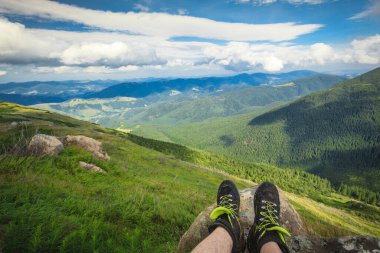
[
  {"left": 0, "top": 102, "right": 379, "bottom": 253},
  {"left": 0, "top": 102, "right": 253, "bottom": 253}
]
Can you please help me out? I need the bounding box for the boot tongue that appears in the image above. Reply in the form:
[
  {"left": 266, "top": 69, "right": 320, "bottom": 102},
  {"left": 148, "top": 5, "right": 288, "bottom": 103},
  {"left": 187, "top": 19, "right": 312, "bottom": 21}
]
[{"left": 264, "top": 191, "right": 276, "bottom": 202}]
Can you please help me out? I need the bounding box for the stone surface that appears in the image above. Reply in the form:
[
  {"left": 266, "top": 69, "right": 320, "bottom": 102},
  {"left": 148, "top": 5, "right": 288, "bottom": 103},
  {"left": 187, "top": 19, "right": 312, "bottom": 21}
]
[
  {"left": 27, "top": 134, "right": 64, "bottom": 156},
  {"left": 177, "top": 186, "right": 306, "bottom": 253},
  {"left": 64, "top": 135, "right": 110, "bottom": 160},
  {"left": 79, "top": 161, "right": 106, "bottom": 173},
  {"left": 287, "top": 235, "right": 380, "bottom": 253}
]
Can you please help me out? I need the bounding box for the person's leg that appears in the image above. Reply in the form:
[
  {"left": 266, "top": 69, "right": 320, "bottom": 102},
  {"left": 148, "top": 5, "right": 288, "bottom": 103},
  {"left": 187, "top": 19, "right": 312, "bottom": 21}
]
[
  {"left": 260, "top": 241, "right": 282, "bottom": 253},
  {"left": 191, "top": 227, "right": 233, "bottom": 253},
  {"left": 247, "top": 182, "right": 291, "bottom": 253},
  {"left": 191, "top": 180, "right": 243, "bottom": 253}
]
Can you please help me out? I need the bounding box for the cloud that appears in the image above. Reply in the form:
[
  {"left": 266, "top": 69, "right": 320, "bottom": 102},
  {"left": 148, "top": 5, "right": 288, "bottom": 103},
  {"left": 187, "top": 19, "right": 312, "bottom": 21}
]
[
  {"left": 0, "top": 0, "right": 322, "bottom": 42},
  {"left": 133, "top": 4, "right": 149, "bottom": 12},
  {"left": 33, "top": 66, "right": 81, "bottom": 74},
  {"left": 350, "top": 35, "right": 380, "bottom": 64},
  {"left": 0, "top": 18, "right": 61, "bottom": 65},
  {"left": 0, "top": 16, "right": 379, "bottom": 81},
  {"left": 203, "top": 42, "right": 315, "bottom": 72},
  {"left": 0, "top": 70, "right": 7, "bottom": 76},
  {"left": 58, "top": 42, "right": 165, "bottom": 67},
  {"left": 237, "top": 0, "right": 326, "bottom": 5},
  {"left": 0, "top": 18, "right": 170, "bottom": 68},
  {"left": 203, "top": 35, "right": 380, "bottom": 72},
  {"left": 33, "top": 65, "right": 141, "bottom": 75},
  {"left": 349, "top": 0, "right": 380, "bottom": 20},
  {"left": 286, "top": 0, "right": 324, "bottom": 4},
  {"left": 177, "top": 9, "right": 188, "bottom": 15},
  {"left": 310, "top": 43, "right": 334, "bottom": 65}
]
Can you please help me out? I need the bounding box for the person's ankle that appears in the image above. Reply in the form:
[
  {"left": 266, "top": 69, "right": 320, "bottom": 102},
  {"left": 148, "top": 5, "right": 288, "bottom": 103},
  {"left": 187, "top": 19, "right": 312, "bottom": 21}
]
[
  {"left": 260, "top": 241, "right": 282, "bottom": 253},
  {"left": 214, "top": 227, "right": 233, "bottom": 247}
]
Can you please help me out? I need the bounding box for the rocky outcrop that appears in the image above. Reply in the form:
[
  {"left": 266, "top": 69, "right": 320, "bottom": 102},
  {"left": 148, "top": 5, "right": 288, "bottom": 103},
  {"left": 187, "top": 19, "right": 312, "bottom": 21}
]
[
  {"left": 64, "top": 135, "right": 110, "bottom": 160},
  {"left": 27, "top": 134, "right": 64, "bottom": 156},
  {"left": 287, "top": 235, "right": 380, "bottom": 253},
  {"left": 79, "top": 161, "right": 106, "bottom": 174},
  {"left": 177, "top": 186, "right": 306, "bottom": 253},
  {"left": 177, "top": 186, "right": 380, "bottom": 253}
]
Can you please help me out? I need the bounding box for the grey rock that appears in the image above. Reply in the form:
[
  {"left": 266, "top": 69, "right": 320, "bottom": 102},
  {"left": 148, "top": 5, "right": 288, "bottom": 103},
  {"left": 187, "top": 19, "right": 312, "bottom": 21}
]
[
  {"left": 79, "top": 161, "right": 106, "bottom": 174},
  {"left": 64, "top": 135, "right": 110, "bottom": 160},
  {"left": 288, "top": 235, "right": 380, "bottom": 253},
  {"left": 27, "top": 134, "right": 64, "bottom": 156}
]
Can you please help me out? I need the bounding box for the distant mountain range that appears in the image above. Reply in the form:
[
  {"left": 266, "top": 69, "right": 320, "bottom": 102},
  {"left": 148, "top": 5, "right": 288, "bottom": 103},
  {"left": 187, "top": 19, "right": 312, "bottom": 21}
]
[
  {"left": 83, "top": 70, "right": 317, "bottom": 99},
  {"left": 33, "top": 73, "right": 346, "bottom": 127},
  {"left": 122, "top": 74, "right": 346, "bottom": 124},
  {"left": 1, "top": 71, "right": 318, "bottom": 105},
  {"left": 0, "top": 80, "right": 119, "bottom": 105}
]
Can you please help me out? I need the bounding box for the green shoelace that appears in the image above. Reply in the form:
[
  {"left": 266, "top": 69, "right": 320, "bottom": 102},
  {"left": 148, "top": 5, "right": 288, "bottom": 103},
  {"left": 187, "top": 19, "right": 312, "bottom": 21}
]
[
  {"left": 256, "top": 200, "right": 291, "bottom": 243},
  {"left": 210, "top": 194, "right": 240, "bottom": 227}
]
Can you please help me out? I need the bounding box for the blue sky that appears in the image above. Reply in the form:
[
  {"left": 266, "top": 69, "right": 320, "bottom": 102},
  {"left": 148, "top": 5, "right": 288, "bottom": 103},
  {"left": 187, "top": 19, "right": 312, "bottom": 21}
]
[{"left": 0, "top": 0, "right": 379, "bottom": 82}]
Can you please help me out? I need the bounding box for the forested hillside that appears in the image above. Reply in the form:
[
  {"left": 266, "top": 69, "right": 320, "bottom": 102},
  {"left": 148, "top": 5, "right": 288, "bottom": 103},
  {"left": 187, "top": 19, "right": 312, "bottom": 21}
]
[
  {"left": 135, "top": 67, "right": 380, "bottom": 194},
  {"left": 247, "top": 67, "right": 380, "bottom": 191}
]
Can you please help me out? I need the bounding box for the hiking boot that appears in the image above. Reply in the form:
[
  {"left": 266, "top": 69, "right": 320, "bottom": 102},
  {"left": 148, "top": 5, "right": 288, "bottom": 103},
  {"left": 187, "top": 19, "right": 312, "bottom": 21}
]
[
  {"left": 209, "top": 180, "right": 244, "bottom": 253},
  {"left": 247, "top": 182, "right": 291, "bottom": 253}
]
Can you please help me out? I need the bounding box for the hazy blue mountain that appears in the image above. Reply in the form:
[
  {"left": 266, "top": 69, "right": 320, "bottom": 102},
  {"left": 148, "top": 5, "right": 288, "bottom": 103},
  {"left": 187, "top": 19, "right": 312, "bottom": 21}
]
[
  {"left": 0, "top": 80, "right": 119, "bottom": 105},
  {"left": 84, "top": 70, "right": 317, "bottom": 99},
  {"left": 0, "top": 93, "right": 67, "bottom": 105}
]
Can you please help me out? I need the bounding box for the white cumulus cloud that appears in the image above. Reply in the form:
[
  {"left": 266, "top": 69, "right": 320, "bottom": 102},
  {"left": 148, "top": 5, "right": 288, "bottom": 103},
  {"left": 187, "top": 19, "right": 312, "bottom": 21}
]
[
  {"left": 58, "top": 42, "right": 165, "bottom": 67},
  {"left": 350, "top": 35, "right": 380, "bottom": 64},
  {"left": 0, "top": 18, "right": 170, "bottom": 68},
  {"left": 203, "top": 36, "right": 380, "bottom": 72},
  {"left": 0, "top": 0, "right": 322, "bottom": 42},
  {"left": 0, "top": 18, "right": 61, "bottom": 64},
  {"left": 310, "top": 43, "right": 334, "bottom": 65}
]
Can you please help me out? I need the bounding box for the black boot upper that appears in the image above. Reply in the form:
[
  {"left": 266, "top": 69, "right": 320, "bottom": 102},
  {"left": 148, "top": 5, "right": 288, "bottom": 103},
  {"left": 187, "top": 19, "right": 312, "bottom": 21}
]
[
  {"left": 208, "top": 180, "right": 244, "bottom": 253},
  {"left": 247, "top": 182, "right": 291, "bottom": 253}
]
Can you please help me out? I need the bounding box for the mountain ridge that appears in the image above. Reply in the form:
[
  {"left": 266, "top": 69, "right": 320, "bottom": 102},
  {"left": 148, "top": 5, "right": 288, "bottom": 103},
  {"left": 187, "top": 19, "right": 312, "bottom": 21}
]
[{"left": 83, "top": 70, "right": 318, "bottom": 99}]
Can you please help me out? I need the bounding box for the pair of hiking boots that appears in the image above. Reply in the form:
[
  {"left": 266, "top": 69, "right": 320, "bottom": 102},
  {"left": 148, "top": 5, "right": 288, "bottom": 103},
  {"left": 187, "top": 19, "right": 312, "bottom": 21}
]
[{"left": 208, "top": 180, "right": 291, "bottom": 253}]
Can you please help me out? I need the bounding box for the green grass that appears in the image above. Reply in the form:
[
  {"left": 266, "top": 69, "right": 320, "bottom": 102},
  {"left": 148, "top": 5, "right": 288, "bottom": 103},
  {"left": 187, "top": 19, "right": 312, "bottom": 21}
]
[
  {"left": 288, "top": 193, "right": 380, "bottom": 238},
  {"left": 0, "top": 139, "right": 253, "bottom": 253},
  {"left": 0, "top": 101, "right": 379, "bottom": 253},
  {"left": 0, "top": 102, "right": 254, "bottom": 252}
]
